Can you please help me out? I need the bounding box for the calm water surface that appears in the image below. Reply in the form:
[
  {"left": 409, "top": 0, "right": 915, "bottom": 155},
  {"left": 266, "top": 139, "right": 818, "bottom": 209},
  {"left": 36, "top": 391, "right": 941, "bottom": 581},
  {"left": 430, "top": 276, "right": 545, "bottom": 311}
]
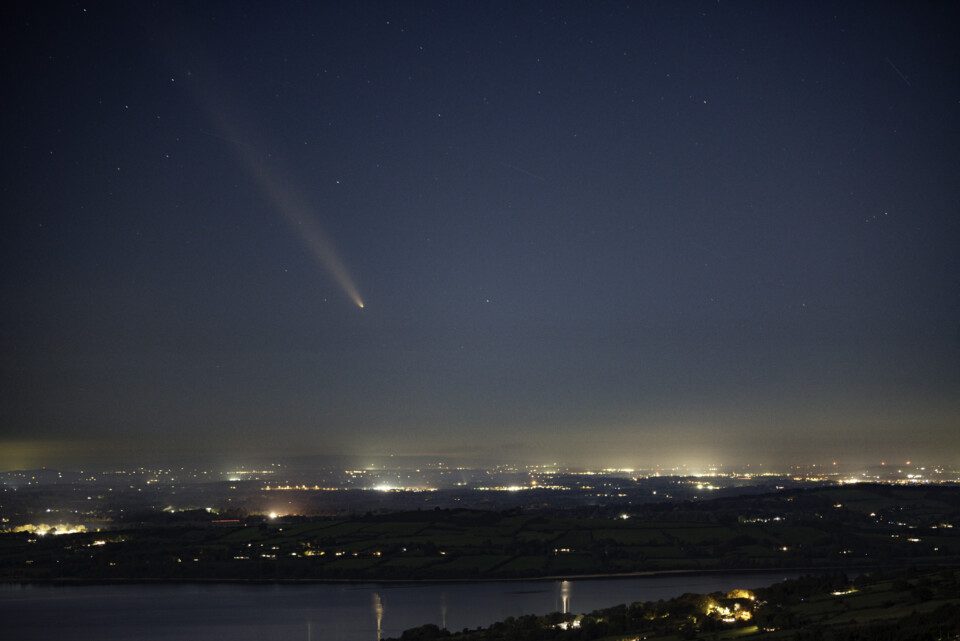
[{"left": 0, "top": 572, "right": 800, "bottom": 640}]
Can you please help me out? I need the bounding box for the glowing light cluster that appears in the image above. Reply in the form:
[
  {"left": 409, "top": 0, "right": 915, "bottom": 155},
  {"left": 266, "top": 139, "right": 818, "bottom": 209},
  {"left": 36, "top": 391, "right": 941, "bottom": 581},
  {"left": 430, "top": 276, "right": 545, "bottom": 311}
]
[
  {"left": 474, "top": 484, "right": 570, "bottom": 491},
  {"left": 368, "top": 484, "right": 435, "bottom": 492},
  {"left": 8, "top": 523, "right": 87, "bottom": 536},
  {"left": 704, "top": 592, "right": 755, "bottom": 624},
  {"left": 263, "top": 484, "right": 341, "bottom": 491}
]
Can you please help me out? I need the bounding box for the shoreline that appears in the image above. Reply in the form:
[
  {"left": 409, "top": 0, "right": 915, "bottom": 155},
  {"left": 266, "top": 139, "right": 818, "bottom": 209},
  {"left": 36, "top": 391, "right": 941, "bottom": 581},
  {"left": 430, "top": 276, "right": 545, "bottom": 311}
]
[{"left": 0, "top": 564, "right": 911, "bottom": 587}]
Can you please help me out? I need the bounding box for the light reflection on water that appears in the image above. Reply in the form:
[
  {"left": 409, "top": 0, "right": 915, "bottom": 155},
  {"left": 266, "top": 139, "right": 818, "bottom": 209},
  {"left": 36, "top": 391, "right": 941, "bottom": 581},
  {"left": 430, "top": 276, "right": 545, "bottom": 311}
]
[
  {"left": 1, "top": 571, "right": 801, "bottom": 641},
  {"left": 373, "top": 592, "right": 383, "bottom": 640}
]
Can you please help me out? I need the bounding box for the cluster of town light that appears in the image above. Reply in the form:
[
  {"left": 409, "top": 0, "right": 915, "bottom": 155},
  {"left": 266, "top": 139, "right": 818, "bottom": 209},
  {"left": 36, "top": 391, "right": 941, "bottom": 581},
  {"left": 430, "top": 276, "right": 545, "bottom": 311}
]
[
  {"left": 6, "top": 523, "right": 87, "bottom": 536},
  {"left": 704, "top": 589, "right": 756, "bottom": 624},
  {"left": 553, "top": 589, "right": 757, "bottom": 632},
  {"left": 555, "top": 617, "right": 582, "bottom": 630}
]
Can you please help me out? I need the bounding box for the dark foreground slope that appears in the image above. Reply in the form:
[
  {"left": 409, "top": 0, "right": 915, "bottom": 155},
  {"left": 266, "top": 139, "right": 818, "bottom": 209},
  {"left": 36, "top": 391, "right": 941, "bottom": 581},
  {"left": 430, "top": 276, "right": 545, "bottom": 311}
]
[{"left": 388, "top": 568, "right": 960, "bottom": 641}]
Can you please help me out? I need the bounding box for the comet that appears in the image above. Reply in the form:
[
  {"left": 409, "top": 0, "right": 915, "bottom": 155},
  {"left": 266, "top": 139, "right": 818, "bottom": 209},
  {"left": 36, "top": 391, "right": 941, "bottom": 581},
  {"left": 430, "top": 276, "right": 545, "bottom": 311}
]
[
  {"left": 245, "top": 157, "right": 366, "bottom": 310},
  {"left": 188, "top": 72, "right": 365, "bottom": 309}
]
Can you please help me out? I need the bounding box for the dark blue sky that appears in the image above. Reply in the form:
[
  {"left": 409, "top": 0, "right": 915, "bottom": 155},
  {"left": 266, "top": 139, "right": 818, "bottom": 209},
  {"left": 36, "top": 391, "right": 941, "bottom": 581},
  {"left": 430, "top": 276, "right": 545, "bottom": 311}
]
[{"left": 2, "top": 1, "right": 958, "bottom": 469}]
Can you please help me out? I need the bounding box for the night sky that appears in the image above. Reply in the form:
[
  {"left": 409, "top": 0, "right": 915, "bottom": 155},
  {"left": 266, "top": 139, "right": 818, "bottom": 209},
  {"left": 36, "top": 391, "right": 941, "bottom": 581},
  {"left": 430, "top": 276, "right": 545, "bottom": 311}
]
[{"left": 2, "top": 2, "right": 958, "bottom": 469}]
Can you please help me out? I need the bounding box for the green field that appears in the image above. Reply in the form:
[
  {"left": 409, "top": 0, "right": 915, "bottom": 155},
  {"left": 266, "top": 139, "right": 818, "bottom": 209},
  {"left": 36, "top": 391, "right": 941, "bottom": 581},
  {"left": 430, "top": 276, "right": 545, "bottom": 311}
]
[{"left": 1, "top": 484, "right": 958, "bottom": 582}]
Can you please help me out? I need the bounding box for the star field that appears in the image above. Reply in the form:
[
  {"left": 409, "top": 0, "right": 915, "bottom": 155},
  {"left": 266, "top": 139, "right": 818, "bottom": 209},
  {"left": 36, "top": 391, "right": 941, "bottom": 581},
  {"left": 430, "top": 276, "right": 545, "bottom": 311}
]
[{"left": 0, "top": 1, "right": 958, "bottom": 469}]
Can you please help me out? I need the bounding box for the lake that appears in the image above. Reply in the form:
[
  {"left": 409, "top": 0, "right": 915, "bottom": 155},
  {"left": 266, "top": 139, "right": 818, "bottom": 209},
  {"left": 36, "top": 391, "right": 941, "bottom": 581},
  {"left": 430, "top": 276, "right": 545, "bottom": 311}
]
[{"left": 0, "top": 572, "right": 801, "bottom": 640}]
